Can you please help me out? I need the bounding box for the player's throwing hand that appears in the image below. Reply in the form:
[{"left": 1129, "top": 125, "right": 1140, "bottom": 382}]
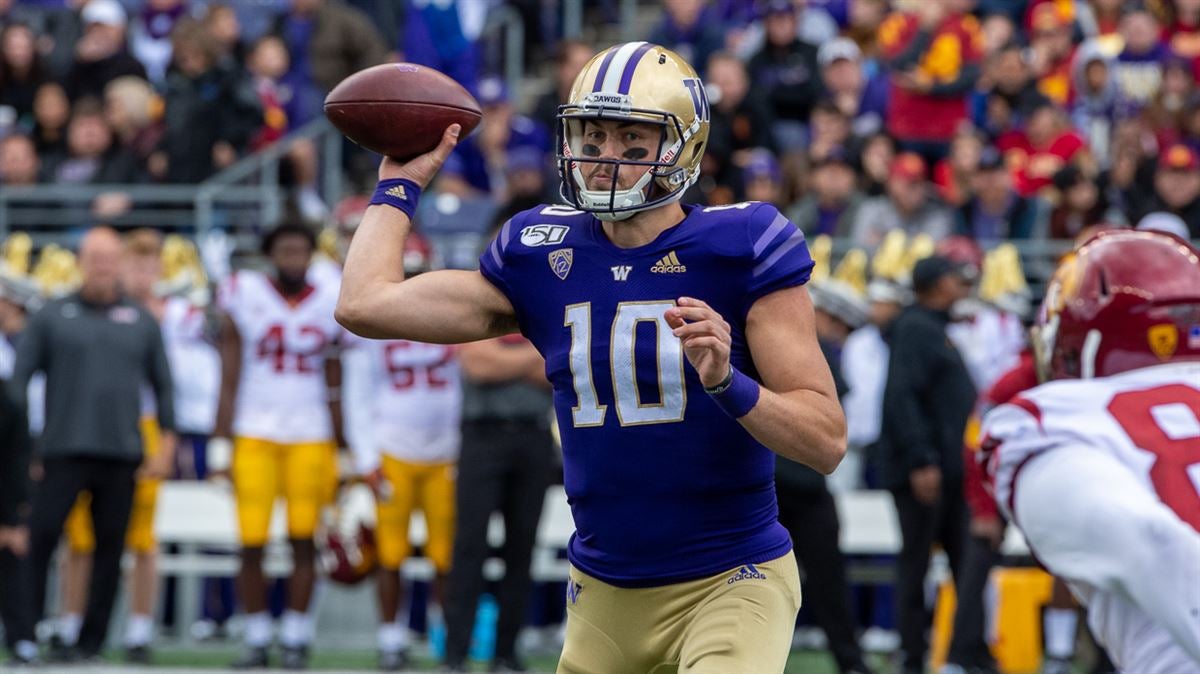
[
  {"left": 665, "top": 296, "right": 732, "bottom": 389},
  {"left": 377, "top": 124, "right": 461, "bottom": 187}
]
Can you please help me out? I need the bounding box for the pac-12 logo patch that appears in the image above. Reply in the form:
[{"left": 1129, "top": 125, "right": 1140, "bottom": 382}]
[
  {"left": 520, "top": 224, "right": 569, "bottom": 247},
  {"left": 549, "top": 248, "right": 573, "bottom": 280}
]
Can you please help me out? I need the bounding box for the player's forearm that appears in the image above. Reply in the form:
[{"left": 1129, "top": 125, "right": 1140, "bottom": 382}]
[
  {"left": 337, "top": 204, "right": 411, "bottom": 331},
  {"left": 739, "top": 388, "right": 847, "bottom": 474}
]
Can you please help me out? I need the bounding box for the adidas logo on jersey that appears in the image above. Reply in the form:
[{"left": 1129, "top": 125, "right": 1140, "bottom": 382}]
[
  {"left": 651, "top": 251, "right": 686, "bottom": 273},
  {"left": 726, "top": 563, "right": 767, "bottom": 584},
  {"left": 385, "top": 184, "right": 407, "bottom": 199}
]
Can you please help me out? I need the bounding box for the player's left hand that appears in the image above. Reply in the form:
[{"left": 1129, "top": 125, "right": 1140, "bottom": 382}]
[{"left": 665, "top": 297, "right": 731, "bottom": 389}]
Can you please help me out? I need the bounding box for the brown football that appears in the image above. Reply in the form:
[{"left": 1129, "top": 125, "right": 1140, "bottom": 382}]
[{"left": 324, "top": 63, "right": 482, "bottom": 161}]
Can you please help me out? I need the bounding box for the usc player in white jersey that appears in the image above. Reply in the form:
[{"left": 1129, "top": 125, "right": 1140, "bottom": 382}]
[
  {"left": 342, "top": 234, "right": 461, "bottom": 671},
  {"left": 209, "top": 223, "right": 346, "bottom": 670},
  {"left": 981, "top": 230, "right": 1200, "bottom": 673}
]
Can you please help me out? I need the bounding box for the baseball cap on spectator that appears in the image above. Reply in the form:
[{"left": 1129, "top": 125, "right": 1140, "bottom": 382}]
[
  {"left": 82, "top": 0, "right": 127, "bottom": 28},
  {"left": 1136, "top": 212, "right": 1190, "bottom": 239},
  {"left": 818, "top": 38, "right": 862, "bottom": 68},
  {"left": 0, "top": 268, "right": 43, "bottom": 311},
  {"left": 761, "top": 0, "right": 796, "bottom": 17},
  {"left": 912, "top": 254, "right": 971, "bottom": 294},
  {"left": 506, "top": 146, "right": 544, "bottom": 174},
  {"left": 742, "top": 149, "right": 781, "bottom": 183},
  {"left": 1159, "top": 144, "right": 1199, "bottom": 172},
  {"left": 889, "top": 152, "right": 926, "bottom": 182},
  {"left": 475, "top": 76, "right": 509, "bottom": 107},
  {"left": 811, "top": 280, "right": 870, "bottom": 330},
  {"left": 813, "top": 145, "right": 854, "bottom": 169},
  {"left": 978, "top": 146, "right": 1005, "bottom": 172},
  {"left": 867, "top": 278, "right": 912, "bottom": 305}
]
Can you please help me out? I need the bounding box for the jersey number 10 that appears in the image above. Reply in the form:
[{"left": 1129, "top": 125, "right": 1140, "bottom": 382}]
[{"left": 564, "top": 301, "right": 686, "bottom": 427}]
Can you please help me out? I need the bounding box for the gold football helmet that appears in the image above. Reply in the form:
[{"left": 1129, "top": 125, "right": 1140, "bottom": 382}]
[{"left": 557, "top": 42, "right": 710, "bottom": 220}]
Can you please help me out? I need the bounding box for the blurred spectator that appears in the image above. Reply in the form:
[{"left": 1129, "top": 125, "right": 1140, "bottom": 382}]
[
  {"left": 531, "top": 39, "right": 594, "bottom": 134},
  {"left": 103, "top": 76, "right": 164, "bottom": 169},
  {"left": 1047, "top": 165, "right": 1113, "bottom": 239},
  {"left": 647, "top": 0, "right": 725, "bottom": 79},
  {"left": 1078, "top": 0, "right": 1124, "bottom": 46},
  {"left": 0, "top": 22, "right": 48, "bottom": 124},
  {"left": 840, "top": 279, "right": 909, "bottom": 492},
  {"left": 245, "top": 35, "right": 291, "bottom": 151},
  {"left": 776, "top": 280, "right": 872, "bottom": 674},
  {"left": 956, "top": 146, "right": 1042, "bottom": 241},
  {"left": 933, "top": 126, "right": 984, "bottom": 207},
  {"left": 789, "top": 147, "right": 863, "bottom": 237},
  {"left": 978, "top": 11, "right": 1014, "bottom": 57},
  {"left": 996, "top": 100, "right": 1088, "bottom": 197},
  {"left": 31, "top": 82, "right": 70, "bottom": 157},
  {"left": 129, "top": 0, "right": 189, "bottom": 85},
  {"left": 156, "top": 19, "right": 261, "bottom": 183},
  {"left": 1145, "top": 56, "right": 1195, "bottom": 149},
  {"left": 879, "top": 254, "right": 976, "bottom": 674},
  {"left": 1112, "top": 8, "right": 1167, "bottom": 116},
  {"left": 1026, "top": 1, "right": 1076, "bottom": 106},
  {"left": 1166, "top": 0, "right": 1200, "bottom": 66},
  {"left": 843, "top": 0, "right": 888, "bottom": 61},
  {"left": 273, "top": 0, "right": 388, "bottom": 127},
  {"left": 850, "top": 152, "right": 953, "bottom": 247},
  {"left": 12, "top": 227, "right": 176, "bottom": 663},
  {"left": 818, "top": 37, "right": 887, "bottom": 141},
  {"left": 740, "top": 148, "right": 784, "bottom": 204},
  {"left": 444, "top": 334, "right": 552, "bottom": 672},
  {"left": 1070, "top": 40, "right": 1117, "bottom": 167},
  {"left": 978, "top": 45, "right": 1049, "bottom": 136},
  {"left": 807, "top": 101, "right": 852, "bottom": 162},
  {"left": 64, "top": 0, "right": 147, "bottom": 102},
  {"left": 878, "top": 0, "right": 983, "bottom": 161},
  {"left": 856, "top": 131, "right": 895, "bottom": 196},
  {"left": 1138, "top": 144, "right": 1200, "bottom": 237},
  {"left": 747, "top": 0, "right": 821, "bottom": 144},
  {"left": 736, "top": 0, "right": 839, "bottom": 59},
  {"left": 439, "top": 75, "right": 549, "bottom": 201},
  {"left": 44, "top": 98, "right": 142, "bottom": 185},
  {"left": 402, "top": 0, "right": 484, "bottom": 92},
  {"left": 495, "top": 147, "right": 551, "bottom": 222},
  {"left": 0, "top": 133, "right": 39, "bottom": 189},
  {"left": 705, "top": 51, "right": 777, "bottom": 186},
  {"left": 0, "top": 266, "right": 38, "bottom": 667},
  {"left": 204, "top": 3, "right": 245, "bottom": 62}
]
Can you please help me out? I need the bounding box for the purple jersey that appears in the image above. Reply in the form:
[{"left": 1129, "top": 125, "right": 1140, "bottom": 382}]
[{"left": 479, "top": 201, "right": 814, "bottom": 587}]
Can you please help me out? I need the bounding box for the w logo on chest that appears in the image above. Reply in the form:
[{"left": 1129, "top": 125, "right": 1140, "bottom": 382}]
[{"left": 611, "top": 265, "right": 632, "bottom": 281}]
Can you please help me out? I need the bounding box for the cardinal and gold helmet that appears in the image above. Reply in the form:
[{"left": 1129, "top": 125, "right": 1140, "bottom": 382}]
[{"left": 557, "top": 42, "right": 710, "bottom": 221}]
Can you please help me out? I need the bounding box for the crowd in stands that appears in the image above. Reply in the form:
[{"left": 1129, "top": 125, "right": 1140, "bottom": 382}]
[{"left": 1, "top": 0, "right": 1199, "bottom": 245}]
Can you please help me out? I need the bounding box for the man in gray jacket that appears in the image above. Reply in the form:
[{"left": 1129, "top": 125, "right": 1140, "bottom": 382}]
[{"left": 8, "top": 227, "right": 176, "bottom": 661}]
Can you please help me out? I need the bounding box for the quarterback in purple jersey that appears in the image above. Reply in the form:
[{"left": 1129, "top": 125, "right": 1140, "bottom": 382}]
[{"left": 337, "top": 42, "right": 846, "bottom": 673}]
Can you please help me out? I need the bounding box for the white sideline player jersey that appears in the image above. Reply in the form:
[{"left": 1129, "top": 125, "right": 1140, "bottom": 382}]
[
  {"left": 218, "top": 270, "right": 340, "bottom": 443},
  {"left": 345, "top": 338, "right": 462, "bottom": 469},
  {"left": 161, "top": 295, "right": 220, "bottom": 433},
  {"left": 982, "top": 362, "right": 1200, "bottom": 669}
]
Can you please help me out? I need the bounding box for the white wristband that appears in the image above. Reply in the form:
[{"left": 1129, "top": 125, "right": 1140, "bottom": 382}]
[{"left": 208, "top": 437, "right": 233, "bottom": 473}]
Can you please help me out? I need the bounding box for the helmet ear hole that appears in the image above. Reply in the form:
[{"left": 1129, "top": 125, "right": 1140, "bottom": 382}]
[{"left": 690, "top": 142, "right": 704, "bottom": 163}]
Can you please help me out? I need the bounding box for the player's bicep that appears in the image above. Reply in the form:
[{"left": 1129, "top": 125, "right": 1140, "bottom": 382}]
[
  {"left": 745, "top": 285, "right": 837, "bottom": 400},
  {"left": 338, "top": 269, "right": 518, "bottom": 343}
]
